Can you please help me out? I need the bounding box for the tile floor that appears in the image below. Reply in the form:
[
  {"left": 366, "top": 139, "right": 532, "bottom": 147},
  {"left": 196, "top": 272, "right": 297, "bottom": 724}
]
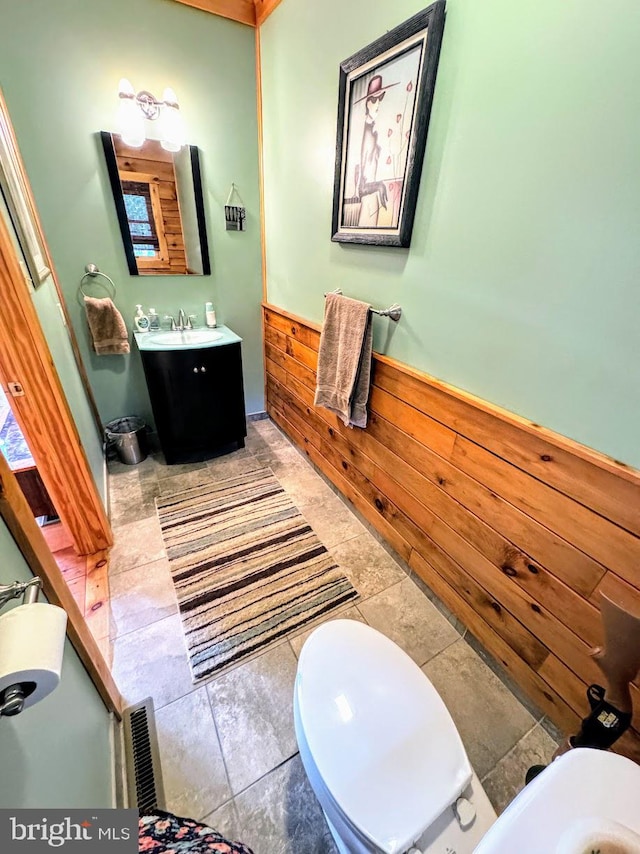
[{"left": 108, "top": 417, "right": 559, "bottom": 853}]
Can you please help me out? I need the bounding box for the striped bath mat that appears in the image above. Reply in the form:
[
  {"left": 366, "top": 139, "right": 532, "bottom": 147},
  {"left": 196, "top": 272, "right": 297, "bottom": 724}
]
[{"left": 156, "top": 466, "right": 358, "bottom": 680}]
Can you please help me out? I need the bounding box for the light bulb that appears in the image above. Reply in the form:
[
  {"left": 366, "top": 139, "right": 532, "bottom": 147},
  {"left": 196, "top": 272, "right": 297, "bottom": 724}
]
[
  {"left": 117, "top": 78, "right": 145, "bottom": 148},
  {"left": 118, "top": 78, "right": 135, "bottom": 98},
  {"left": 160, "top": 87, "right": 186, "bottom": 152}
]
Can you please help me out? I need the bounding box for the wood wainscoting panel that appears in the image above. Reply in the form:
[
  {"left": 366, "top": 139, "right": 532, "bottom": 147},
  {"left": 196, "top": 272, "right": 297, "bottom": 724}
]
[{"left": 262, "top": 303, "right": 640, "bottom": 756}]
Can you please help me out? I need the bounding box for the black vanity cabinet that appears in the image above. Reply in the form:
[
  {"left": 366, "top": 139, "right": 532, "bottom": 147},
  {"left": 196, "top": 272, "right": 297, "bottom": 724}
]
[{"left": 140, "top": 340, "right": 246, "bottom": 464}]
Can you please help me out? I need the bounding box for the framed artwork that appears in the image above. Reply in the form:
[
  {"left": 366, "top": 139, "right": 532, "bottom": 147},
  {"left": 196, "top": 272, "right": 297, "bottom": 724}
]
[
  {"left": 0, "top": 93, "right": 51, "bottom": 287},
  {"left": 331, "top": 2, "right": 446, "bottom": 247}
]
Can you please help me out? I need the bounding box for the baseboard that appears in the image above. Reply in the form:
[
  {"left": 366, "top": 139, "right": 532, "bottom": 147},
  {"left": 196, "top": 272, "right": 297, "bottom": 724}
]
[
  {"left": 102, "top": 442, "right": 111, "bottom": 519},
  {"left": 110, "top": 712, "right": 128, "bottom": 808},
  {"left": 247, "top": 411, "right": 268, "bottom": 421}
]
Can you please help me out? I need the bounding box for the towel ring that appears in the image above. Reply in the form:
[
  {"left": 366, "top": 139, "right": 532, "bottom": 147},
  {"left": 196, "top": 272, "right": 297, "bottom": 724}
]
[{"left": 78, "top": 263, "right": 116, "bottom": 304}]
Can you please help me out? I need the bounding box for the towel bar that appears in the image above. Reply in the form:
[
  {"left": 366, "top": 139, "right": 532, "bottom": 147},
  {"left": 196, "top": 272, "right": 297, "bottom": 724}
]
[{"left": 324, "top": 289, "right": 402, "bottom": 322}]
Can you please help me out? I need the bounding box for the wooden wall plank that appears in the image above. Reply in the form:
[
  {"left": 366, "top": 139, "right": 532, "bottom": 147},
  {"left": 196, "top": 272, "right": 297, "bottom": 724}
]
[
  {"left": 451, "top": 436, "right": 640, "bottom": 583},
  {"left": 263, "top": 303, "right": 640, "bottom": 756},
  {"left": 366, "top": 409, "right": 605, "bottom": 598},
  {"left": 374, "top": 359, "right": 640, "bottom": 536}
]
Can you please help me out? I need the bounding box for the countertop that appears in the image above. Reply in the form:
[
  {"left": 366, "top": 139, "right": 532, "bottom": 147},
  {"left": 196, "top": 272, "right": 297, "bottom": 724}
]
[{"left": 134, "top": 324, "right": 242, "bottom": 352}]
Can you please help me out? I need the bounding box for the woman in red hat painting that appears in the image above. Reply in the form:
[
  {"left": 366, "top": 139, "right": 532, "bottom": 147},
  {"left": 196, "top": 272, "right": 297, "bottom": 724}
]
[{"left": 353, "top": 74, "right": 398, "bottom": 226}]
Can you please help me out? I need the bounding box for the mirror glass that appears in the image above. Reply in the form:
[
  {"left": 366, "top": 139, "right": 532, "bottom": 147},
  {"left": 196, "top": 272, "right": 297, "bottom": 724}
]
[{"left": 100, "top": 132, "right": 210, "bottom": 276}]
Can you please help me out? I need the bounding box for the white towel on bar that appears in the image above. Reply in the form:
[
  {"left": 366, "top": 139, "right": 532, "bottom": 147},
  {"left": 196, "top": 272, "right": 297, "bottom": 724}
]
[{"left": 314, "top": 292, "right": 373, "bottom": 428}]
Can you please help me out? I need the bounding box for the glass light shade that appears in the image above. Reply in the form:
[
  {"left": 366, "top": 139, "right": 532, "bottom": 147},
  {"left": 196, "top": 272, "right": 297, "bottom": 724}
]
[
  {"left": 160, "top": 88, "right": 186, "bottom": 152},
  {"left": 117, "top": 78, "right": 145, "bottom": 148},
  {"left": 118, "top": 77, "right": 135, "bottom": 98}
]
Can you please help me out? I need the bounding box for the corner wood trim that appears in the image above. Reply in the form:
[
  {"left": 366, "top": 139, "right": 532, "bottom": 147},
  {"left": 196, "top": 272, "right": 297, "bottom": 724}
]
[
  {"left": 0, "top": 452, "right": 122, "bottom": 717},
  {"left": 255, "top": 0, "right": 284, "bottom": 26},
  {"left": 169, "top": 0, "right": 284, "bottom": 27},
  {"left": 169, "top": 0, "right": 257, "bottom": 26}
]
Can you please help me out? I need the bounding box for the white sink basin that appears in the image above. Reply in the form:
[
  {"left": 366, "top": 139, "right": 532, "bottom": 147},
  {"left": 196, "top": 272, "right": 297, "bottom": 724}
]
[
  {"left": 148, "top": 329, "right": 224, "bottom": 347},
  {"left": 475, "top": 749, "right": 640, "bottom": 853}
]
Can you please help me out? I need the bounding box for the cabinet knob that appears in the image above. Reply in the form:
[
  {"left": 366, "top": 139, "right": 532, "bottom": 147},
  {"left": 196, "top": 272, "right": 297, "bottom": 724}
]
[
  {"left": 193, "top": 367, "right": 199, "bottom": 373},
  {"left": 200, "top": 365, "right": 207, "bottom": 373}
]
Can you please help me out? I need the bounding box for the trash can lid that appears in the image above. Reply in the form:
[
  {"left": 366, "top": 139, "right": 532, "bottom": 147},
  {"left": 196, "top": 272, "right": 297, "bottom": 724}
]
[{"left": 105, "top": 417, "right": 146, "bottom": 435}]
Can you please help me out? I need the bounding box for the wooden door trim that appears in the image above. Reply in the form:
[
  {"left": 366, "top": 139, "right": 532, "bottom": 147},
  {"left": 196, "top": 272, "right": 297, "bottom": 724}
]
[
  {"left": 0, "top": 452, "right": 122, "bottom": 717},
  {"left": 0, "top": 210, "right": 112, "bottom": 555}
]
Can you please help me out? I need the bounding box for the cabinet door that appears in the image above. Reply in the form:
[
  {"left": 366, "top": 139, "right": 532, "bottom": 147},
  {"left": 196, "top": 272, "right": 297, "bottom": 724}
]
[
  {"left": 196, "top": 344, "right": 246, "bottom": 446},
  {"left": 142, "top": 344, "right": 246, "bottom": 461}
]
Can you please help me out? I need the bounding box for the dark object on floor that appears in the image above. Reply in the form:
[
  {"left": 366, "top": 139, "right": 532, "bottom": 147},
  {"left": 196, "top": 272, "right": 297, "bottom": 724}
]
[
  {"left": 568, "top": 683, "right": 632, "bottom": 750},
  {"left": 525, "top": 764, "right": 546, "bottom": 785},
  {"left": 526, "top": 590, "right": 640, "bottom": 784},
  {"left": 525, "top": 683, "right": 633, "bottom": 784},
  {"left": 139, "top": 810, "right": 254, "bottom": 853}
]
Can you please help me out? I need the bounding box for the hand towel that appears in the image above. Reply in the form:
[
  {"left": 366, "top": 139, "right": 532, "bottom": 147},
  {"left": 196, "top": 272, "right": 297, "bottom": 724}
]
[
  {"left": 83, "top": 296, "right": 130, "bottom": 355},
  {"left": 314, "top": 293, "right": 373, "bottom": 428}
]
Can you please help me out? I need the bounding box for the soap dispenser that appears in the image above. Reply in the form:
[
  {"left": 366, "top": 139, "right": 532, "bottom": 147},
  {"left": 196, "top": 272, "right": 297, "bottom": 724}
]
[
  {"left": 148, "top": 308, "right": 160, "bottom": 331},
  {"left": 205, "top": 302, "right": 217, "bottom": 328},
  {"left": 134, "top": 305, "right": 150, "bottom": 333}
]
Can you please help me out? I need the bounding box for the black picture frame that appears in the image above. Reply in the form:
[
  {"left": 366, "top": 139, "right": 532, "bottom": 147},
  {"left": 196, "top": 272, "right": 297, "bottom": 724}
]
[
  {"left": 331, "top": 2, "right": 445, "bottom": 247},
  {"left": 100, "top": 132, "right": 211, "bottom": 276}
]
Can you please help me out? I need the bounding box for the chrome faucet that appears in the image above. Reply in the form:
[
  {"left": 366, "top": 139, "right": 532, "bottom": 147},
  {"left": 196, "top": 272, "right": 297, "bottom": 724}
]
[{"left": 164, "top": 310, "right": 194, "bottom": 332}]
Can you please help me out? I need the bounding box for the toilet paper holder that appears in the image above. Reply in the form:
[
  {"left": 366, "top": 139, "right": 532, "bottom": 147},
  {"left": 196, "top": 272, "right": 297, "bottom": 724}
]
[
  {"left": 0, "top": 577, "right": 48, "bottom": 717},
  {"left": 0, "top": 576, "right": 42, "bottom": 611}
]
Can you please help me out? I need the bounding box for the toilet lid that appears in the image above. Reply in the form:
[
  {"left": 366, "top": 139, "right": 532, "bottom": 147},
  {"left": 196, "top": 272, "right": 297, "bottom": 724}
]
[{"left": 296, "top": 620, "right": 472, "bottom": 854}]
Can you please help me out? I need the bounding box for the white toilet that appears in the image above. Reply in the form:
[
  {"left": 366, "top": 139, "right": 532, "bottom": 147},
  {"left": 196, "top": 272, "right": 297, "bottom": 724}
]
[{"left": 294, "top": 619, "right": 640, "bottom": 854}]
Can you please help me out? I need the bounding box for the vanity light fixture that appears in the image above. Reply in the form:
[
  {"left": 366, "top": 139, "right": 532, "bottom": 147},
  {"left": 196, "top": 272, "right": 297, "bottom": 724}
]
[{"left": 116, "top": 78, "right": 186, "bottom": 152}]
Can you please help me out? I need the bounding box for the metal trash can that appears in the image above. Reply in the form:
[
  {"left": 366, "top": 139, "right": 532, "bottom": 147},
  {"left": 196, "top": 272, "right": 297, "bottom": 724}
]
[{"left": 105, "top": 417, "right": 148, "bottom": 465}]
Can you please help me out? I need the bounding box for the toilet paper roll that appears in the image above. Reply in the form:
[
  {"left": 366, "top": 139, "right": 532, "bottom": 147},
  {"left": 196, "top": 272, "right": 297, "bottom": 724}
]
[{"left": 0, "top": 602, "right": 67, "bottom": 711}]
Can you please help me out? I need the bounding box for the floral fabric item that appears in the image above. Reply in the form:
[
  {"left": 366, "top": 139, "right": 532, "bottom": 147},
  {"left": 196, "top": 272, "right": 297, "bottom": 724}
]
[{"left": 139, "top": 810, "right": 254, "bottom": 854}]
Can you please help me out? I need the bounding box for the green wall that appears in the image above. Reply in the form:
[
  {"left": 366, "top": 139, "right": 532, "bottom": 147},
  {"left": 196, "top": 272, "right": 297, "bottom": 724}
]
[
  {"left": 0, "top": 0, "right": 264, "bottom": 429},
  {"left": 0, "top": 518, "right": 113, "bottom": 808},
  {"left": 261, "top": 0, "right": 640, "bottom": 467},
  {"left": 32, "top": 277, "right": 106, "bottom": 505}
]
